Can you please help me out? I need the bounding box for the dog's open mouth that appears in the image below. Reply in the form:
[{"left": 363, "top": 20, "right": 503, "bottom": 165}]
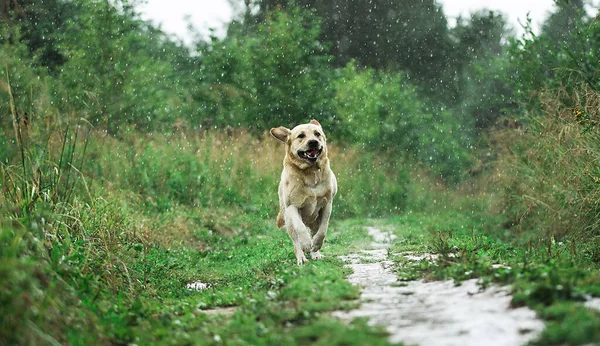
[{"left": 298, "top": 148, "right": 322, "bottom": 163}]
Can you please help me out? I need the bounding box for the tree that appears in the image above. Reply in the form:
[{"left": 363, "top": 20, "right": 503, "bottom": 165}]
[
  {"left": 198, "top": 7, "right": 335, "bottom": 130},
  {"left": 0, "top": 0, "right": 77, "bottom": 72},
  {"left": 502, "top": 1, "right": 599, "bottom": 111},
  {"left": 450, "top": 10, "right": 514, "bottom": 130},
  {"left": 246, "top": 0, "right": 453, "bottom": 76},
  {"left": 53, "top": 0, "right": 196, "bottom": 132},
  {"left": 541, "top": 0, "right": 588, "bottom": 46}
]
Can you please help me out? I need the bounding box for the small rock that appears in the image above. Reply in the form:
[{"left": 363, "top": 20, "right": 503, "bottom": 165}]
[{"left": 186, "top": 281, "right": 211, "bottom": 291}]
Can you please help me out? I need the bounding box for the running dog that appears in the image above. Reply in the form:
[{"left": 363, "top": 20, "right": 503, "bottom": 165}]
[{"left": 270, "top": 120, "right": 337, "bottom": 264}]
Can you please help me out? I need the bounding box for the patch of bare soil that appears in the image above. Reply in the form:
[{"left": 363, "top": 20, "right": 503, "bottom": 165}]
[{"left": 333, "top": 227, "right": 544, "bottom": 346}]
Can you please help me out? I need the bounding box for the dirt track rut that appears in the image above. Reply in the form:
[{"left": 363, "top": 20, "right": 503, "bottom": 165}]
[{"left": 332, "top": 227, "right": 544, "bottom": 346}]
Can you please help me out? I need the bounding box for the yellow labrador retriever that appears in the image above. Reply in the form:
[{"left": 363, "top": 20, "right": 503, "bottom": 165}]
[{"left": 270, "top": 120, "right": 337, "bottom": 264}]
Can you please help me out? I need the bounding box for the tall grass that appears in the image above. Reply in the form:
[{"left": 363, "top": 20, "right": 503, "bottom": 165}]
[
  {"left": 81, "top": 128, "right": 411, "bottom": 219},
  {"left": 495, "top": 85, "right": 600, "bottom": 246},
  {"left": 0, "top": 75, "right": 140, "bottom": 343}
]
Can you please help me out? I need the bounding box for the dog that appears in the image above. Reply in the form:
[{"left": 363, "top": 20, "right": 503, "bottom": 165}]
[{"left": 270, "top": 120, "right": 337, "bottom": 264}]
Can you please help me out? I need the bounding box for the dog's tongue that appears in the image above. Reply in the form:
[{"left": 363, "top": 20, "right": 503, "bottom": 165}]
[{"left": 306, "top": 149, "right": 319, "bottom": 158}]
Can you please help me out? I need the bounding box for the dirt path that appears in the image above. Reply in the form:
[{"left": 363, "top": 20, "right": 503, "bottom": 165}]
[{"left": 333, "top": 227, "right": 544, "bottom": 346}]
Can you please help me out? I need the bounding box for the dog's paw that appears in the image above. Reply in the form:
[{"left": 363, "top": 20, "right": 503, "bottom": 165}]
[
  {"left": 296, "top": 253, "right": 309, "bottom": 265},
  {"left": 300, "top": 234, "right": 312, "bottom": 253},
  {"left": 311, "top": 251, "right": 323, "bottom": 260}
]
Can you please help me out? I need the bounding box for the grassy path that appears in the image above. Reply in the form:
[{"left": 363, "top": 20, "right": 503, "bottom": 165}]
[
  {"left": 5, "top": 211, "right": 600, "bottom": 345},
  {"left": 120, "top": 216, "right": 392, "bottom": 345},
  {"left": 114, "top": 212, "right": 600, "bottom": 345}
]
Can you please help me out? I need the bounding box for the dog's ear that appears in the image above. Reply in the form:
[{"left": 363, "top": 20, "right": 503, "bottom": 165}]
[
  {"left": 270, "top": 127, "right": 291, "bottom": 143},
  {"left": 310, "top": 119, "right": 321, "bottom": 127}
]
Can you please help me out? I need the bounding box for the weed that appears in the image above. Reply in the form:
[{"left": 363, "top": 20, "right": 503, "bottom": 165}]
[
  {"left": 427, "top": 229, "right": 455, "bottom": 257},
  {"left": 532, "top": 303, "right": 600, "bottom": 345}
]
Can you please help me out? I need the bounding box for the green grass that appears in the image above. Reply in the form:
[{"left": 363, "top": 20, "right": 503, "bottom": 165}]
[
  {"left": 104, "top": 214, "right": 396, "bottom": 345},
  {"left": 0, "top": 117, "right": 401, "bottom": 344},
  {"left": 4, "top": 140, "right": 600, "bottom": 345},
  {"left": 0, "top": 203, "right": 398, "bottom": 345}
]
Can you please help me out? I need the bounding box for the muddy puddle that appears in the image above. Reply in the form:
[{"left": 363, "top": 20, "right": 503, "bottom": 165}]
[{"left": 333, "top": 227, "right": 545, "bottom": 346}]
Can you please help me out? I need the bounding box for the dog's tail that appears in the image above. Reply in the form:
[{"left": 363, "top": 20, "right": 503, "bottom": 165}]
[{"left": 276, "top": 212, "right": 285, "bottom": 228}]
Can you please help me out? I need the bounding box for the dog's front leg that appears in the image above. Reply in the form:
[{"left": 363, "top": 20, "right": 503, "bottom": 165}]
[
  {"left": 311, "top": 202, "right": 332, "bottom": 260},
  {"left": 284, "top": 205, "right": 312, "bottom": 264}
]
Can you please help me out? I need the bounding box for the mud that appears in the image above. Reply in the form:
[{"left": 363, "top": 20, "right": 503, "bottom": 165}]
[
  {"left": 200, "top": 306, "right": 237, "bottom": 316},
  {"left": 584, "top": 297, "right": 600, "bottom": 312},
  {"left": 333, "top": 227, "right": 545, "bottom": 346}
]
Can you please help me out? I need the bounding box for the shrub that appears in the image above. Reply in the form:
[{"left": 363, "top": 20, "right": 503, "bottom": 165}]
[
  {"left": 504, "top": 11, "right": 599, "bottom": 111},
  {"left": 333, "top": 62, "right": 471, "bottom": 182},
  {"left": 53, "top": 0, "right": 195, "bottom": 132},
  {"left": 199, "top": 6, "right": 335, "bottom": 130},
  {"left": 494, "top": 7, "right": 600, "bottom": 242}
]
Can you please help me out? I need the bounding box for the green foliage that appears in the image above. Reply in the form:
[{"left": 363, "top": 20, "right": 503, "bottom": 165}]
[
  {"left": 2, "top": 0, "right": 484, "bottom": 185},
  {"left": 250, "top": 0, "right": 453, "bottom": 78},
  {"left": 87, "top": 131, "right": 279, "bottom": 215},
  {"left": 51, "top": 0, "right": 195, "bottom": 132},
  {"left": 80, "top": 127, "right": 414, "bottom": 221},
  {"left": 495, "top": 86, "right": 600, "bottom": 244},
  {"left": 533, "top": 303, "right": 600, "bottom": 345},
  {"left": 541, "top": 0, "right": 588, "bottom": 48},
  {"left": 333, "top": 62, "right": 472, "bottom": 181},
  {"left": 249, "top": 0, "right": 519, "bottom": 119},
  {"left": 2, "top": 0, "right": 76, "bottom": 71},
  {"left": 6, "top": 1, "right": 600, "bottom": 344},
  {"left": 334, "top": 150, "right": 410, "bottom": 217},
  {"left": 333, "top": 63, "right": 424, "bottom": 148},
  {"left": 200, "top": 7, "right": 334, "bottom": 130},
  {"left": 0, "top": 103, "right": 402, "bottom": 344},
  {"left": 504, "top": 6, "right": 599, "bottom": 110},
  {"left": 0, "top": 25, "right": 48, "bottom": 118},
  {"left": 489, "top": 3, "right": 600, "bottom": 244},
  {"left": 0, "top": 224, "right": 100, "bottom": 345},
  {"left": 0, "top": 160, "right": 393, "bottom": 345},
  {"left": 450, "top": 11, "right": 515, "bottom": 130}
]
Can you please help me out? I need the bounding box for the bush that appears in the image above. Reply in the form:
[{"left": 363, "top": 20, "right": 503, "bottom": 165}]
[
  {"left": 53, "top": 0, "right": 195, "bottom": 132},
  {"left": 199, "top": 6, "right": 335, "bottom": 130},
  {"left": 333, "top": 62, "right": 471, "bottom": 182},
  {"left": 493, "top": 7, "right": 600, "bottom": 242},
  {"left": 504, "top": 11, "right": 600, "bottom": 111},
  {"left": 0, "top": 26, "right": 49, "bottom": 127},
  {"left": 334, "top": 149, "right": 410, "bottom": 217},
  {"left": 0, "top": 113, "right": 139, "bottom": 345}
]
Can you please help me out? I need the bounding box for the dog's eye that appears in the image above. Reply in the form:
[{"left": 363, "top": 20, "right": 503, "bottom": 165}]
[
  {"left": 297, "top": 133, "right": 306, "bottom": 139},
  {"left": 314, "top": 132, "right": 321, "bottom": 137}
]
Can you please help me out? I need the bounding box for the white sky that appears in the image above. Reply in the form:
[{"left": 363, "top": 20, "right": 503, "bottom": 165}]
[
  {"left": 439, "top": 0, "right": 555, "bottom": 32},
  {"left": 138, "top": 0, "right": 595, "bottom": 45},
  {"left": 139, "top": 0, "right": 235, "bottom": 44}
]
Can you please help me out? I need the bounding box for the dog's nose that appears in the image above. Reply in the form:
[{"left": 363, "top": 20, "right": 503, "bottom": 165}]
[{"left": 307, "top": 139, "right": 319, "bottom": 148}]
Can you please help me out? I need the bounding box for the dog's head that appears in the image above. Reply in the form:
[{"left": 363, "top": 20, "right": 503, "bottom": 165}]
[{"left": 270, "top": 119, "right": 328, "bottom": 169}]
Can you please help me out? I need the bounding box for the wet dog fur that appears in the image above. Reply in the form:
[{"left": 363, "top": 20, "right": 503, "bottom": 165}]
[{"left": 270, "top": 120, "right": 337, "bottom": 264}]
